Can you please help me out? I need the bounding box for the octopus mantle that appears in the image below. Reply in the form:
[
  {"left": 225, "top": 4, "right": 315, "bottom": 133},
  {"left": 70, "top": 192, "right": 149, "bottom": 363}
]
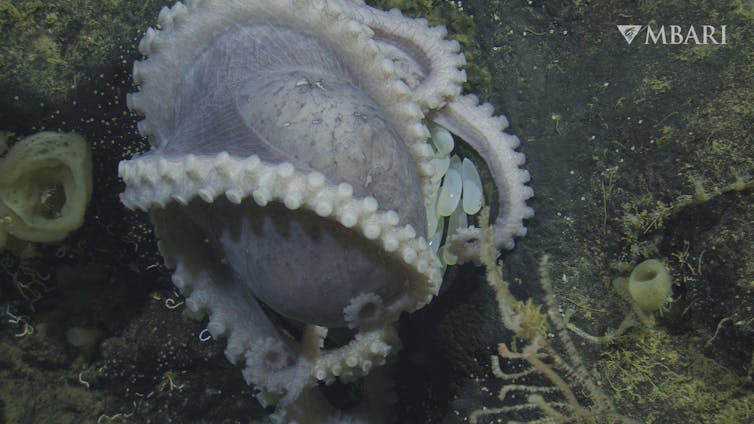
[{"left": 118, "top": 0, "right": 533, "bottom": 420}]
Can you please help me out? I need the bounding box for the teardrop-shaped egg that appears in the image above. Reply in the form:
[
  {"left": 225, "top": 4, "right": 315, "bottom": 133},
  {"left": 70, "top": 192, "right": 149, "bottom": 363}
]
[
  {"left": 437, "top": 156, "right": 462, "bottom": 216},
  {"left": 461, "top": 157, "right": 483, "bottom": 215},
  {"left": 425, "top": 185, "right": 441, "bottom": 237},
  {"left": 429, "top": 156, "right": 450, "bottom": 184},
  {"left": 447, "top": 196, "right": 468, "bottom": 236},
  {"left": 428, "top": 220, "right": 444, "bottom": 253},
  {"left": 430, "top": 124, "right": 454, "bottom": 157}
]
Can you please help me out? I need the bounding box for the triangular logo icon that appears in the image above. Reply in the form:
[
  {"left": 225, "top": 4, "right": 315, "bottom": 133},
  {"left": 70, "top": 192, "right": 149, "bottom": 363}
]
[{"left": 617, "top": 25, "right": 643, "bottom": 45}]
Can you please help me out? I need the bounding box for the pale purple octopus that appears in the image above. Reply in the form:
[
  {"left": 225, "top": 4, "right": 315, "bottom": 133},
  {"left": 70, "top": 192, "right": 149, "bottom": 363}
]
[{"left": 118, "top": 0, "right": 533, "bottom": 421}]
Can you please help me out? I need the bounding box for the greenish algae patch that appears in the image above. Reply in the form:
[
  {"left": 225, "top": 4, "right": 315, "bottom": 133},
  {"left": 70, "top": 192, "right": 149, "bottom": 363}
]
[
  {"left": 0, "top": 332, "right": 108, "bottom": 422},
  {"left": 601, "top": 329, "right": 753, "bottom": 423},
  {"left": 0, "top": 0, "right": 162, "bottom": 107}
]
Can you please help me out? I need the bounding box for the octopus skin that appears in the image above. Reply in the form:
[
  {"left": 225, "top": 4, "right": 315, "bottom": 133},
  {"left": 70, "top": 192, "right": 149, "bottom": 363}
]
[{"left": 118, "top": 0, "right": 533, "bottom": 420}]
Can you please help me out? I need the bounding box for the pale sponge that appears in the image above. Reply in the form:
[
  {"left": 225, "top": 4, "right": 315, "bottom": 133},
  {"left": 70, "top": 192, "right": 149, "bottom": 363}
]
[
  {"left": 0, "top": 131, "right": 92, "bottom": 247},
  {"left": 628, "top": 259, "right": 673, "bottom": 313}
]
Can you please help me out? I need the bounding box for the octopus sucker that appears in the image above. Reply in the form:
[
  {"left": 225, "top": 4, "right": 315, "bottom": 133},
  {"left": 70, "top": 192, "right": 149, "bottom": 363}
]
[
  {"left": 120, "top": 0, "right": 533, "bottom": 420},
  {"left": 344, "top": 1, "right": 468, "bottom": 110}
]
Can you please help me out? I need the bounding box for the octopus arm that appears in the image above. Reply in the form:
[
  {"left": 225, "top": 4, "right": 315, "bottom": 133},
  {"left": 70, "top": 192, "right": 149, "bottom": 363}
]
[
  {"left": 344, "top": 1, "right": 467, "bottom": 110},
  {"left": 150, "top": 206, "right": 314, "bottom": 400},
  {"left": 433, "top": 95, "right": 534, "bottom": 251}
]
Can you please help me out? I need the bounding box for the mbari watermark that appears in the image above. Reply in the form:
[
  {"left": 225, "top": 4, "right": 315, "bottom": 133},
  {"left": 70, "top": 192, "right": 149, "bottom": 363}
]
[{"left": 617, "top": 24, "right": 727, "bottom": 45}]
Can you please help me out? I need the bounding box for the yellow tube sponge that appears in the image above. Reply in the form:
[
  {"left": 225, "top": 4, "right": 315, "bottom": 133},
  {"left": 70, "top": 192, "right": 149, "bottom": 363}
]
[
  {"left": 628, "top": 259, "right": 673, "bottom": 313},
  {"left": 0, "top": 132, "right": 92, "bottom": 247}
]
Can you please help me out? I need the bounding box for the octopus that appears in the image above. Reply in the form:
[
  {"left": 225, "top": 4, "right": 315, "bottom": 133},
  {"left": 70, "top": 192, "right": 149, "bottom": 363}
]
[{"left": 118, "top": 0, "right": 533, "bottom": 421}]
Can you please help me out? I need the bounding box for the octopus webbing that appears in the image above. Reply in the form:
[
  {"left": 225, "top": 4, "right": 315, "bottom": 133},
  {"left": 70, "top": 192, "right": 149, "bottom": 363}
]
[{"left": 118, "top": 0, "right": 533, "bottom": 420}]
